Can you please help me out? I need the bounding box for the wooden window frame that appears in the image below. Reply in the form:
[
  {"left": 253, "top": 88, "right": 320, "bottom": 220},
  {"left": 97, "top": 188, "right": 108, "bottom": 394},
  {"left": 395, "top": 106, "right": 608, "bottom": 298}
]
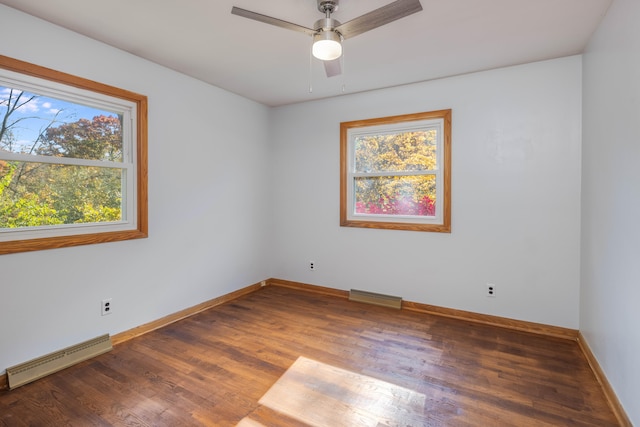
[
  {"left": 0, "top": 55, "right": 148, "bottom": 255},
  {"left": 340, "top": 110, "right": 451, "bottom": 233}
]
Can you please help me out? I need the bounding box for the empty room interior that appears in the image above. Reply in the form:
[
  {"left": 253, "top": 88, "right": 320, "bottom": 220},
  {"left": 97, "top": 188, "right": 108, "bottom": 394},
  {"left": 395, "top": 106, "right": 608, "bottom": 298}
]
[{"left": 0, "top": 0, "right": 638, "bottom": 425}]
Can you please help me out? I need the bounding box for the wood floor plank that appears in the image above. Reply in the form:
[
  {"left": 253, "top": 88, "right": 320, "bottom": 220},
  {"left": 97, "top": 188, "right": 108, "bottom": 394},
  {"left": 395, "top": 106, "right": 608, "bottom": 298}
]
[{"left": 0, "top": 286, "right": 620, "bottom": 426}]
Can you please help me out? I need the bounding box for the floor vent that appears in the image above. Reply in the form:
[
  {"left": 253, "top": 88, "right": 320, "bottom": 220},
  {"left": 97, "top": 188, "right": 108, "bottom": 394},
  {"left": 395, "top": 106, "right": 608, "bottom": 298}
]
[
  {"left": 6, "top": 334, "right": 112, "bottom": 390},
  {"left": 349, "top": 289, "right": 402, "bottom": 309}
]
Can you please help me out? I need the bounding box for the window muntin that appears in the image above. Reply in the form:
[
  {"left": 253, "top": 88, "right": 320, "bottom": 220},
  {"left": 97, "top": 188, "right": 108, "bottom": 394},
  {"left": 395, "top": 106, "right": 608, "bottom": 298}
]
[
  {"left": 340, "top": 110, "right": 451, "bottom": 232},
  {"left": 0, "top": 55, "right": 147, "bottom": 254}
]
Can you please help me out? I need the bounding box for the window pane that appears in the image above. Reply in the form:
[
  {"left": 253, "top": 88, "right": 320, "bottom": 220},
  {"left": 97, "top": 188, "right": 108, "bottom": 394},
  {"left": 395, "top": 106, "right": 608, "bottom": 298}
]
[
  {"left": 354, "top": 130, "right": 437, "bottom": 173},
  {"left": 0, "top": 85, "right": 123, "bottom": 162},
  {"left": 354, "top": 175, "right": 436, "bottom": 217},
  {"left": 0, "top": 160, "right": 122, "bottom": 228}
]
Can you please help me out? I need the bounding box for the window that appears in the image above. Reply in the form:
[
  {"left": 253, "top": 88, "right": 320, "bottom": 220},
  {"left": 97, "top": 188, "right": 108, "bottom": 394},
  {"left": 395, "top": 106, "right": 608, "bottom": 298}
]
[
  {"left": 340, "top": 110, "right": 451, "bottom": 232},
  {"left": 0, "top": 55, "right": 147, "bottom": 254}
]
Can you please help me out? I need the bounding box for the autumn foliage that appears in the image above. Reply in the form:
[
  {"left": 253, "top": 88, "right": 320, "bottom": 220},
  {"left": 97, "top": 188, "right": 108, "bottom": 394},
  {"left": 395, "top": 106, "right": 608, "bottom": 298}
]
[
  {"left": 356, "top": 194, "right": 436, "bottom": 216},
  {"left": 353, "top": 130, "right": 438, "bottom": 217}
]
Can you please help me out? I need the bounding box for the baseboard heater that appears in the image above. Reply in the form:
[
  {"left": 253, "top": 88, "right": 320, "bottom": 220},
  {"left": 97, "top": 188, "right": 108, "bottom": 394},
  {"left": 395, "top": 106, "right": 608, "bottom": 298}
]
[
  {"left": 6, "top": 334, "right": 112, "bottom": 390},
  {"left": 349, "top": 289, "right": 402, "bottom": 309}
]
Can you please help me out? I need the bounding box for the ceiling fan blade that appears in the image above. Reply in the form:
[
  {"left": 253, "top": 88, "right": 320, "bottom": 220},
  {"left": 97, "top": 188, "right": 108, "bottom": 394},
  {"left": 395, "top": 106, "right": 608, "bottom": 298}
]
[
  {"left": 335, "top": 0, "right": 423, "bottom": 39},
  {"left": 324, "top": 59, "right": 342, "bottom": 77},
  {"left": 231, "top": 6, "right": 316, "bottom": 36}
]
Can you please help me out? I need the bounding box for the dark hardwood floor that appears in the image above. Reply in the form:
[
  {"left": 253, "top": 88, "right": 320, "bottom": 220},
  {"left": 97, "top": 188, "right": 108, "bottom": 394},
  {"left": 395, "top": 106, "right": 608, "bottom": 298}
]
[{"left": 0, "top": 285, "right": 619, "bottom": 426}]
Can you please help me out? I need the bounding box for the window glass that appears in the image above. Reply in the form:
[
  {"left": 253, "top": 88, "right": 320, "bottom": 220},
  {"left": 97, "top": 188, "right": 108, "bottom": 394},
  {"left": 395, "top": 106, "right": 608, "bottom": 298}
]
[
  {"left": 1, "top": 86, "right": 126, "bottom": 228},
  {"left": 354, "top": 130, "right": 436, "bottom": 173},
  {"left": 354, "top": 175, "right": 437, "bottom": 217}
]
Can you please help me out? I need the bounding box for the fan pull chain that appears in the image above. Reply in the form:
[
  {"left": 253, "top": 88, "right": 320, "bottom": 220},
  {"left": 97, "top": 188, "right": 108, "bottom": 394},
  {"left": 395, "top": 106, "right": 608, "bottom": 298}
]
[
  {"left": 309, "top": 35, "right": 314, "bottom": 93},
  {"left": 341, "top": 45, "right": 346, "bottom": 93}
]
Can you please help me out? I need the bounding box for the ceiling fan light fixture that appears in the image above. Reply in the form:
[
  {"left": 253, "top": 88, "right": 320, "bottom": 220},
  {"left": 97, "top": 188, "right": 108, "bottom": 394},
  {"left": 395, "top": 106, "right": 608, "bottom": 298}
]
[{"left": 312, "top": 31, "right": 342, "bottom": 61}]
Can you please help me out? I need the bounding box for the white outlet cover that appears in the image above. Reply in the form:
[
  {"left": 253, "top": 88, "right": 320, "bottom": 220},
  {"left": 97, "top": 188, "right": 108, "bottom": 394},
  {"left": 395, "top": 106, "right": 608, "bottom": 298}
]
[
  {"left": 101, "top": 298, "right": 113, "bottom": 316},
  {"left": 486, "top": 284, "right": 496, "bottom": 297}
]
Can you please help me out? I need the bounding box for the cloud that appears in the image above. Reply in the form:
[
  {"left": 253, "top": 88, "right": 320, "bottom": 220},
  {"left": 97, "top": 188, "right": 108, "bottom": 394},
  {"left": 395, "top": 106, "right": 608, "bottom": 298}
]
[
  {"left": 16, "top": 101, "right": 40, "bottom": 114},
  {"left": 0, "top": 87, "right": 12, "bottom": 103},
  {"left": 0, "top": 87, "right": 41, "bottom": 113}
]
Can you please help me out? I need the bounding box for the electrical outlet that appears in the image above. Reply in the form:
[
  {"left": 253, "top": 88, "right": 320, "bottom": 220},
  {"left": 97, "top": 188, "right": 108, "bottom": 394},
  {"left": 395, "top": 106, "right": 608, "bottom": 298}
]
[
  {"left": 486, "top": 284, "right": 496, "bottom": 297},
  {"left": 101, "top": 298, "right": 112, "bottom": 316},
  {"left": 309, "top": 261, "right": 316, "bottom": 271}
]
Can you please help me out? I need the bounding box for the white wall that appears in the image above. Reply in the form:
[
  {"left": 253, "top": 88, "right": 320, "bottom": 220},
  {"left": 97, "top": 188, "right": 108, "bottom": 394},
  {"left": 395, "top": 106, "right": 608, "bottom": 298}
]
[
  {"left": 0, "top": 5, "right": 272, "bottom": 374},
  {"left": 582, "top": 0, "right": 640, "bottom": 423},
  {"left": 270, "top": 56, "right": 583, "bottom": 329}
]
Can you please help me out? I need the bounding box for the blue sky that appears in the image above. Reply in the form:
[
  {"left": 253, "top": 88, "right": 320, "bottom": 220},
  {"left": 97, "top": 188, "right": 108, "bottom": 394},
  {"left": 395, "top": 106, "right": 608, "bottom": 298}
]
[{"left": 0, "top": 85, "right": 118, "bottom": 153}]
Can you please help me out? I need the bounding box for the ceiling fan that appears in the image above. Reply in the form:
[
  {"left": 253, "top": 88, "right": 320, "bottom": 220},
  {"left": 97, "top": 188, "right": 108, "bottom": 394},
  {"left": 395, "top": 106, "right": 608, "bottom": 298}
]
[{"left": 231, "top": 0, "right": 423, "bottom": 77}]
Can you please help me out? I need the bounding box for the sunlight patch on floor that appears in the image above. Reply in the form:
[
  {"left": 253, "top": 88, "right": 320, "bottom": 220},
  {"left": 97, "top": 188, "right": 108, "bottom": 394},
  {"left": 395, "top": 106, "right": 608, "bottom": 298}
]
[
  {"left": 239, "top": 356, "right": 426, "bottom": 427},
  {"left": 236, "top": 418, "right": 266, "bottom": 427}
]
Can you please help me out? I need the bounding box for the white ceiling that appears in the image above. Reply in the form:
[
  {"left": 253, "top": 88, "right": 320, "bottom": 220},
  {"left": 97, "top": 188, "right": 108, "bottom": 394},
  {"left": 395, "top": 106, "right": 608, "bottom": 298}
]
[{"left": 0, "top": 0, "right": 612, "bottom": 107}]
